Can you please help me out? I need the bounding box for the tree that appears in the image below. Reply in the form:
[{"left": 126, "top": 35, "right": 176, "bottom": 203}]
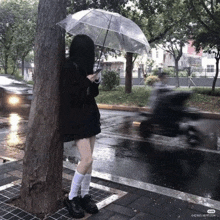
[
  {"left": 19, "top": 0, "right": 67, "bottom": 217},
  {"left": 162, "top": 38, "right": 185, "bottom": 87},
  {"left": 129, "top": 0, "right": 194, "bottom": 87},
  {"left": 0, "top": 1, "right": 15, "bottom": 74},
  {"left": 67, "top": 0, "right": 128, "bottom": 14},
  {"left": 193, "top": 32, "right": 220, "bottom": 92},
  {"left": 133, "top": 0, "right": 184, "bottom": 45},
  {"left": 161, "top": 24, "right": 191, "bottom": 87},
  {"left": 11, "top": 0, "right": 38, "bottom": 76},
  {"left": 121, "top": 0, "right": 190, "bottom": 90},
  {"left": 0, "top": 0, "right": 37, "bottom": 75},
  {"left": 186, "top": 0, "right": 220, "bottom": 91},
  {"left": 125, "top": 53, "right": 133, "bottom": 93},
  {"left": 121, "top": 2, "right": 148, "bottom": 93}
]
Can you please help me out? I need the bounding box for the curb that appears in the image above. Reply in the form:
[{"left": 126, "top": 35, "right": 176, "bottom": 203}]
[
  {"left": 98, "top": 103, "right": 151, "bottom": 112},
  {"left": 97, "top": 104, "right": 220, "bottom": 120}
]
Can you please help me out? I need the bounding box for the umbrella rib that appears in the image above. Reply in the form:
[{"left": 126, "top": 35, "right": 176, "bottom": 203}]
[
  {"left": 103, "top": 15, "right": 113, "bottom": 48},
  {"left": 119, "top": 14, "right": 122, "bottom": 35}
]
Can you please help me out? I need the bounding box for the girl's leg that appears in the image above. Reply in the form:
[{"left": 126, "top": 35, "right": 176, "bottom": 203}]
[
  {"left": 81, "top": 136, "right": 96, "bottom": 197},
  {"left": 85, "top": 136, "right": 96, "bottom": 174},
  {"left": 76, "top": 138, "right": 93, "bottom": 174},
  {"left": 69, "top": 138, "right": 92, "bottom": 200},
  {"left": 80, "top": 136, "right": 99, "bottom": 214}
]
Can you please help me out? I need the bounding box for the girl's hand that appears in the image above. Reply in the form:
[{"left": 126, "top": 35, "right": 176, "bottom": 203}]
[{"left": 87, "top": 73, "right": 98, "bottom": 83}]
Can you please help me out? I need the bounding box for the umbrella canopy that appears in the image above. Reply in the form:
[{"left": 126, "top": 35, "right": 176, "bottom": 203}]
[{"left": 57, "top": 9, "right": 150, "bottom": 55}]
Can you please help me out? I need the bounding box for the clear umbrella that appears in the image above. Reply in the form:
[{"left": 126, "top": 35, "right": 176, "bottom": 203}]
[{"left": 57, "top": 9, "right": 150, "bottom": 55}]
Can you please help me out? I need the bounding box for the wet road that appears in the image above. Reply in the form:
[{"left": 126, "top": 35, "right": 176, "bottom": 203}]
[{"left": 1, "top": 109, "right": 220, "bottom": 202}]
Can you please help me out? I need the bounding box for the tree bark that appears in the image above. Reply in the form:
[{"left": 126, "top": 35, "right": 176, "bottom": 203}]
[
  {"left": 4, "top": 53, "right": 8, "bottom": 75},
  {"left": 125, "top": 52, "right": 133, "bottom": 93},
  {"left": 21, "top": 57, "right": 25, "bottom": 77},
  {"left": 212, "top": 57, "right": 219, "bottom": 92},
  {"left": 175, "top": 59, "right": 180, "bottom": 87},
  {"left": 20, "top": 0, "right": 66, "bottom": 216}
]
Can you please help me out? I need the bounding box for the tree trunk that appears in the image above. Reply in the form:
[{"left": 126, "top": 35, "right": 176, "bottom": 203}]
[
  {"left": 11, "top": 58, "right": 17, "bottom": 76},
  {"left": 212, "top": 58, "right": 219, "bottom": 92},
  {"left": 175, "top": 59, "right": 179, "bottom": 87},
  {"left": 20, "top": 0, "right": 66, "bottom": 216},
  {"left": 4, "top": 53, "right": 8, "bottom": 75},
  {"left": 22, "top": 57, "right": 25, "bottom": 77},
  {"left": 125, "top": 52, "right": 133, "bottom": 93}
]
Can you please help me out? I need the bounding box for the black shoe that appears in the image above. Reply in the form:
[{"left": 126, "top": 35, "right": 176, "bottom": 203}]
[
  {"left": 80, "top": 194, "right": 99, "bottom": 214},
  {"left": 64, "top": 196, "right": 85, "bottom": 219}
]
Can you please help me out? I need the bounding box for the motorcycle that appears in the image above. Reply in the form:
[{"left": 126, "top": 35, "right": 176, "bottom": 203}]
[{"left": 139, "top": 90, "right": 204, "bottom": 147}]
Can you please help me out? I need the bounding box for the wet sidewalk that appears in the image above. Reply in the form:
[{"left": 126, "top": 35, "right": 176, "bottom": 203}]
[{"left": 1, "top": 158, "right": 220, "bottom": 220}]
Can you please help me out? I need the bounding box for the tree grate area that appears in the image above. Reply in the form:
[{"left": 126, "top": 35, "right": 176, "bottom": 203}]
[{"left": 0, "top": 180, "right": 117, "bottom": 220}]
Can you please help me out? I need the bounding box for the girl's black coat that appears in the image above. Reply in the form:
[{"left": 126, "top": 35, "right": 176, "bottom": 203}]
[{"left": 60, "top": 59, "right": 101, "bottom": 141}]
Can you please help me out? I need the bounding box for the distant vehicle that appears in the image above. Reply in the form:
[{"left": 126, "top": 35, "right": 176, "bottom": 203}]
[{"left": 0, "top": 74, "right": 33, "bottom": 110}]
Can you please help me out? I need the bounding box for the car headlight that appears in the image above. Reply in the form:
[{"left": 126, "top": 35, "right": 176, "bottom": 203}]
[{"left": 8, "top": 96, "right": 20, "bottom": 105}]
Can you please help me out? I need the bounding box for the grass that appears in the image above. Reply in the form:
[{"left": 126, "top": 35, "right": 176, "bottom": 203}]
[
  {"left": 96, "top": 86, "right": 220, "bottom": 113},
  {"left": 96, "top": 86, "right": 151, "bottom": 107}
]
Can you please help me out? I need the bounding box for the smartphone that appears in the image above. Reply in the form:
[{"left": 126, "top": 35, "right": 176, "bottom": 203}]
[{"left": 95, "top": 68, "right": 102, "bottom": 74}]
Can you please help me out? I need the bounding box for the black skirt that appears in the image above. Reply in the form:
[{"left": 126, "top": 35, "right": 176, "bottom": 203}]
[{"left": 62, "top": 105, "right": 101, "bottom": 142}]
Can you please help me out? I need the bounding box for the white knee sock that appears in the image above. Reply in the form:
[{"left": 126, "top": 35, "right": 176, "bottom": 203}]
[
  {"left": 69, "top": 170, "right": 85, "bottom": 200},
  {"left": 81, "top": 173, "right": 91, "bottom": 198}
]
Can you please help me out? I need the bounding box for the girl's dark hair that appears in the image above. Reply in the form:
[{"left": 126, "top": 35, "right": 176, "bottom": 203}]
[{"left": 69, "top": 34, "right": 95, "bottom": 75}]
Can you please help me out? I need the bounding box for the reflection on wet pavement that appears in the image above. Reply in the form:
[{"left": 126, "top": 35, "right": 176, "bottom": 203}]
[
  {"left": 0, "top": 112, "right": 27, "bottom": 159},
  {"left": 7, "top": 114, "right": 21, "bottom": 146},
  {"left": 93, "top": 135, "right": 220, "bottom": 202}
]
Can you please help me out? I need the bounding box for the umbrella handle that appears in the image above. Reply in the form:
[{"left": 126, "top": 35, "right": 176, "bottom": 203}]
[{"left": 97, "top": 15, "right": 113, "bottom": 70}]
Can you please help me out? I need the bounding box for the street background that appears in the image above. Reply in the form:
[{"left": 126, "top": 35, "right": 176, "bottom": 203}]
[{"left": 1, "top": 108, "right": 220, "bottom": 202}]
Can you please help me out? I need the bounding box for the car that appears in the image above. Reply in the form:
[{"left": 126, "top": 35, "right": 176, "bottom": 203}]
[{"left": 0, "top": 74, "right": 33, "bottom": 110}]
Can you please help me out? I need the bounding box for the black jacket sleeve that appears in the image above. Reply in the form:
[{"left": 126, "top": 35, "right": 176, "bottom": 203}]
[{"left": 88, "top": 82, "right": 99, "bottom": 98}]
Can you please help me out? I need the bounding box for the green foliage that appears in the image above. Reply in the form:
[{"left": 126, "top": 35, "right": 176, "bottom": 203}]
[
  {"left": 101, "top": 70, "right": 120, "bottom": 91},
  {"left": 128, "top": 0, "right": 193, "bottom": 88},
  {"left": 14, "top": 72, "right": 23, "bottom": 80},
  {"left": 179, "top": 71, "right": 188, "bottom": 77},
  {"left": 151, "top": 68, "right": 175, "bottom": 77},
  {"left": 27, "top": 81, "right": 34, "bottom": 85},
  {"left": 152, "top": 69, "right": 159, "bottom": 76},
  {"left": 151, "top": 68, "right": 188, "bottom": 77},
  {"left": 96, "top": 86, "right": 151, "bottom": 107},
  {"left": 128, "top": 0, "right": 193, "bottom": 45},
  {"left": 163, "top": 67, "right": 175, "bottom": 76},
  {"left": 96, "top": 86, "right": 220, "bottom": 112},
  {"left": 145, "top": 75, "right": 159, "bottom": 86},
  {"left": 192, "top": 87, "right": 220, "bottom": 97},
  {"left": 186, "top": 0, "right": 220, "bottom": 91},
  {"left": 67, "top": 0, "right": 129, "bottom": 14},
  {"left": 187, "top": 0, "right": 220, "bottom": 50}
]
